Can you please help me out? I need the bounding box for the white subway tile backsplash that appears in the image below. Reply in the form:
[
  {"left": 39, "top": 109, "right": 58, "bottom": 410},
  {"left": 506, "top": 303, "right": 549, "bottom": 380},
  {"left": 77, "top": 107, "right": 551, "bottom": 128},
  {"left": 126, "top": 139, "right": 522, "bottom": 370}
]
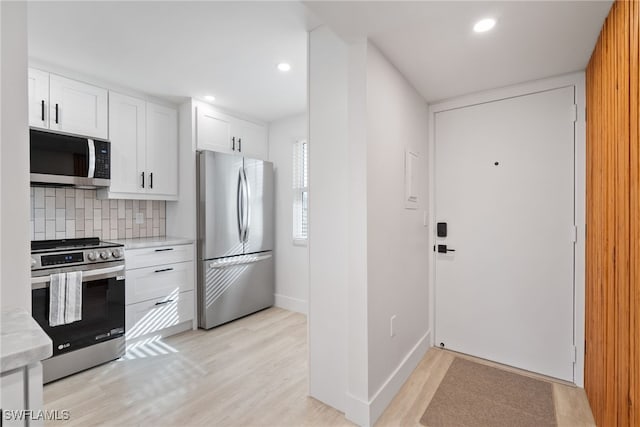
[
  {"left": 34, "top": 188, "right": 45, "bottom": 208},
  {"left": 45, "top": 197, "right": 55, "bottom": 220},
  {"left": 45, "top": 222, "right": 55, "bottom": 239},
  {"left": 30, "top": 186, "right": 166, "bottom": 241},
  {"left": 55, "top": 189, "right": 65, "bottom": 208},
  {"left": 75, "top": 189, "right": 84, "bottom": 208}
]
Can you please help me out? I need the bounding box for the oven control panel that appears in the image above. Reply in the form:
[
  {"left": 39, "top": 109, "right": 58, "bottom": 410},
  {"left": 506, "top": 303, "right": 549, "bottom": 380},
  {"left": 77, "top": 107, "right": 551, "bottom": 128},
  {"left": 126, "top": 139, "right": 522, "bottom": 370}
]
[
  {"left": 41, "top": 252, "right": 84, "bottom": 267},
  {"left": 31, "top": 244, "right": 125, "bottom": 270}
]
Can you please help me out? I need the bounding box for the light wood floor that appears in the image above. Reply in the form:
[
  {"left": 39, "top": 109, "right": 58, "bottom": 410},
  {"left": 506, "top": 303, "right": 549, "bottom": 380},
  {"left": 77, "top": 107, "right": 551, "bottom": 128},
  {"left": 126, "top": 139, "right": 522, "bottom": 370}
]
[{"left": 44, "top": 307, "right": 595, "bottom": 426}]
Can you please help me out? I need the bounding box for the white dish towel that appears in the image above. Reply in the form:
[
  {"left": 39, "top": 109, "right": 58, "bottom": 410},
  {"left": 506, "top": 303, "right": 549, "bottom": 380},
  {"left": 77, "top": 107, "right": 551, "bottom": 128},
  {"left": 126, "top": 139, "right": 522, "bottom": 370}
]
[
  {"left": 49, "top": 273, "right": 66, "bottom": 327},
  {"left": 48, "top": 271, "right": 83, "bottom": 327},
  {"left": 64, "top": 271, "right": 83, "bottom": 324}
]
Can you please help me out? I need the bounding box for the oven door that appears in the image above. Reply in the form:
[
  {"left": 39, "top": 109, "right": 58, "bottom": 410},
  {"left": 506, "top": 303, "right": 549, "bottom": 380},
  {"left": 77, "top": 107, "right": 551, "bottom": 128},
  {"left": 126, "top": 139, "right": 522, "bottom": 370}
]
[{"left": 31, "top": 264, "right": 125, "bottom": 357}]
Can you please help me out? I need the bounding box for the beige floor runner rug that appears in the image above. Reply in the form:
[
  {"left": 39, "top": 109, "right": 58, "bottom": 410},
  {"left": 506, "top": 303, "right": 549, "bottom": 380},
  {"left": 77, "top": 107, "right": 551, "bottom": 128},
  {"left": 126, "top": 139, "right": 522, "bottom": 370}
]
[{"left": 420, "top": 357, "right": 557, "bottom": 427}]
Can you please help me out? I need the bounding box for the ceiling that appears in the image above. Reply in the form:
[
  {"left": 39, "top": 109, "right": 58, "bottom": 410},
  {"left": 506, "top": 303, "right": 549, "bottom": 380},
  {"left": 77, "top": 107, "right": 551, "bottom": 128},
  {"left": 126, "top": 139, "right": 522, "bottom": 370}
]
[
  {"left": 305, "top": 1, "right": 612, "bottom": 103},
  {"left": 28, "top": 1, "right": 612, "bottom": 122},
  {"left": 28, "top": 1, "right": 316, "bottom": 122}
]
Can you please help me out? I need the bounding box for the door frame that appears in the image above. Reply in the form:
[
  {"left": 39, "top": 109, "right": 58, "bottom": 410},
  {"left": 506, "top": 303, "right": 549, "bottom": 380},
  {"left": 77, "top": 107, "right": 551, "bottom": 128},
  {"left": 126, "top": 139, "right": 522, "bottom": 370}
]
[{"left": 427, "top": 72, "right": 586, "bottom": 386}]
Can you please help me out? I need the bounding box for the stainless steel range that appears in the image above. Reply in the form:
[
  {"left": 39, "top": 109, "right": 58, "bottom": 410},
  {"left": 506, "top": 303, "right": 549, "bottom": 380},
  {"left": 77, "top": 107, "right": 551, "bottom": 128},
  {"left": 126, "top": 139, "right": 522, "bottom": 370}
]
[{"left": 30, "top": 237, "right": 125, "bottom": 383}]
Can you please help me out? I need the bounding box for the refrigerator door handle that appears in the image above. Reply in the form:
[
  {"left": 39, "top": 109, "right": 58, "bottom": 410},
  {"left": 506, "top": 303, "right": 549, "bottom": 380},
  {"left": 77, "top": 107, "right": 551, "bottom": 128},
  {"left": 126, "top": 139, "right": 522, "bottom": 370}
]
[
  {"left": 237, "top": 167, "right": 244, "bottom": 243},
  {"left": 242, "top": 167, "right": 251, "bottom": 243},
  {"left": 209, "top": 253, "right": 272, "bottom": 269}
]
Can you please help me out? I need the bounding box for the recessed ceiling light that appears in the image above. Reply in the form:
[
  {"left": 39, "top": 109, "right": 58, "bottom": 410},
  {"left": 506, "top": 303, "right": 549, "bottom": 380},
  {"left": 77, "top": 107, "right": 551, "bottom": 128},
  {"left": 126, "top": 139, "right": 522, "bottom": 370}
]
[
  {"left": 473, "top": 18, "right": 496, "bottom": 33},
  {"left": 277, "top": 63, "right": 291, "bottom": 72},
  {"left": 204, "top": 95, "right": 215, "bottom": 102}
]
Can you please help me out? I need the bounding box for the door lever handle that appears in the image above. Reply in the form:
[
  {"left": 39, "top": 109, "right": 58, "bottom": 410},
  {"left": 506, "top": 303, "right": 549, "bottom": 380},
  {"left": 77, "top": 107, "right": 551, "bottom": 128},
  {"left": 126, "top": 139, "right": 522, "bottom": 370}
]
[{"left": 437, "top": 245, "right": 456, "bottom": 253}]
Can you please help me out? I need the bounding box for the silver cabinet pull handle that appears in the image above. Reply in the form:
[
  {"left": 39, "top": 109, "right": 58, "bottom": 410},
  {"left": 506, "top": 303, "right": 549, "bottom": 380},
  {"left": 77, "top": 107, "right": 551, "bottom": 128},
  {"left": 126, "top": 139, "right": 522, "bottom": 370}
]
[
  {"left": 154, "top": 248, "right": 174, "bottom": 252},
  {"left": 154, "top": 267, "right": 173, "bottom": 273},
  {"left": 154, "top": 299, "right": 174, "bottom": 306}
]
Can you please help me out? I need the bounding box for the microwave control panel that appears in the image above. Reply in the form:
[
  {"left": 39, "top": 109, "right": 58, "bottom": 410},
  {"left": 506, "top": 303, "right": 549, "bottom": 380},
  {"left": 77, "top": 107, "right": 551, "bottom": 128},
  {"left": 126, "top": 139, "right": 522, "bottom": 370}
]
[{"left": 93, "top": 140, "right": 110, "bottom": 179}]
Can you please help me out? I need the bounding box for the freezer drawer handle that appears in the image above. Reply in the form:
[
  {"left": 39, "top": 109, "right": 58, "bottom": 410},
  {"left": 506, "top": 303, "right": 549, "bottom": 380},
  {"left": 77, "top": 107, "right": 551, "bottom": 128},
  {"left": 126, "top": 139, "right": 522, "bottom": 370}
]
[
  {"left": 154, "top": 299, "right": 174, "bottom": 306},
  {"left": 154, "top": 248, "right": 174, "bottom": 252},
  {"left": 154, "top": 267, "right": 174, "bottom": 273},
  {"left": 209, "top": 253, "right": 272, "bottom": 269}
]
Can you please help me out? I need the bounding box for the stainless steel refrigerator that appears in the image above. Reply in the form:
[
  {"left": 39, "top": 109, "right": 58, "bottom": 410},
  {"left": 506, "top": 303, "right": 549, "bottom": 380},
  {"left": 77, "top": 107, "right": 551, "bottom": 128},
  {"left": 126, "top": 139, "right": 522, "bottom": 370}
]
[{"left": 197, "top": 151, "right": 274, "bottom": 329}]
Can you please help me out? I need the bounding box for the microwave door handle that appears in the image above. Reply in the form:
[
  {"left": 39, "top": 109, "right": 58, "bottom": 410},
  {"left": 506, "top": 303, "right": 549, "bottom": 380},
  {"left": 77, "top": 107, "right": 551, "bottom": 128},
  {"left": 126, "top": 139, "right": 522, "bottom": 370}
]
[{"left": 87, "top": 139, "right": 96, "bottom": 178}]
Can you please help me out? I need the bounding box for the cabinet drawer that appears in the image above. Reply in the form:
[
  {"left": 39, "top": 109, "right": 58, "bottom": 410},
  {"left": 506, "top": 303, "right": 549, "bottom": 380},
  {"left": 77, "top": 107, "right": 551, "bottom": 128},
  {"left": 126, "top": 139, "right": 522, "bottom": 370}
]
[
  {"left": 125, "top": 290, "right": 194, "bottom": 340},
  {"left": 126, "top": 260, "right": 194, "bottom": 304},
  {"left": 125, "top": 244, "right": 193, "bottom": 269}
]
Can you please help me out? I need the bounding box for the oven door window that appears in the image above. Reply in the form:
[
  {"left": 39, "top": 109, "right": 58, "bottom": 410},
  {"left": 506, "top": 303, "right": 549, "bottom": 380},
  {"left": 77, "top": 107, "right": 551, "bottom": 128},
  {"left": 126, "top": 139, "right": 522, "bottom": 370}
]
[
  {"left": 32, "top": 276, "right": 125, "bottom": 356},
  {"left": 30, "top": 130, "right": 89, "bottom": 177}
]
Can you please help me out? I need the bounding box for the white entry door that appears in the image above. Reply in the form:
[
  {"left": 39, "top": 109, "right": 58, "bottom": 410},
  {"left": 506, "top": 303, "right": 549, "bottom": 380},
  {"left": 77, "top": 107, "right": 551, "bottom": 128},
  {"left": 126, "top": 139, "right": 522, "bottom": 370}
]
[{"left": 434, "top": 86, "right": 576, "bottom": 382}]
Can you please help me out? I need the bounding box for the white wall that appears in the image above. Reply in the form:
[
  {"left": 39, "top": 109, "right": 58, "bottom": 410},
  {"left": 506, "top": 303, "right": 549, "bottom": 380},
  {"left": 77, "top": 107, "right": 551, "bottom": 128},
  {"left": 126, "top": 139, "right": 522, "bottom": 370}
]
[
  {"left": 308, "top": 25, "right": 349, "bottom": 413},
  {"left": 365, "top": 43, "right": 430, "bottom": 421},
  {"left": 267, "top": 113, "right": 309, "bottom": 314},
  {"left": 308, "top": 30, "right": 430, "bottom": 426},
  {"left": 166, "top": 100, "right": 197, "bottom": 241},
  {"left": 345, "top": 40, "right": 370, "bottom": 422},
  {"left": 1, "top": 1, "right": 31, "bottom": 311}
]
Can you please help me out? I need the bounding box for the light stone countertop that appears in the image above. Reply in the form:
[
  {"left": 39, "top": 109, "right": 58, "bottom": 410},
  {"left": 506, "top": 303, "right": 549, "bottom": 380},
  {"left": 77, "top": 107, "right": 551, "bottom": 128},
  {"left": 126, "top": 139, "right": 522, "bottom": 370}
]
[
  {"left": 108, "top": 235, "right": 194, "bottom": 250},
  {"left": 1, "top": 308, "right": 52, "bottom": 373}
]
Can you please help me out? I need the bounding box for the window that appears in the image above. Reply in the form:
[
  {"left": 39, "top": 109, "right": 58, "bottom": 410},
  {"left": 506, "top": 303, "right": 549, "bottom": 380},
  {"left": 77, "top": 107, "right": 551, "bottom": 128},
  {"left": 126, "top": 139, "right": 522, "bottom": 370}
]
[{"left": 293, "top": 140, "right": 308, "bottom": 244}]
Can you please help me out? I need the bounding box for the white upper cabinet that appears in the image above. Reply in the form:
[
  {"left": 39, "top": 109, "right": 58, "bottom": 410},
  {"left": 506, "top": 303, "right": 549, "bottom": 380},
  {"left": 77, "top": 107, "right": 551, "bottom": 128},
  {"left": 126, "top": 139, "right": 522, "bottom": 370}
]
[
  {"left": 108, "top": 92, "right": 147, "bottom": 194},
  {"left": 195, "top": 102, "right": 268, "bottom": 160},
  {"left": 146, "top": 102, "right": 178, "bottom": 197},
  {"left": 48, "top": 74, "right": 108, "bottom": 139},
  {"left": 196, "top": 104, "right": 233, "bottom": 153},
  {"left": 28, "top": 68, "right": 108, "bottom": 139},
  {"left": 28, "top": 68, "right": 50, "bottom": 129},
  {"left": 230, "top": 117, "right": 268, "bottom": 160},
  {"left": 100, "top": 92, "right": 178, "bottom": 201}
]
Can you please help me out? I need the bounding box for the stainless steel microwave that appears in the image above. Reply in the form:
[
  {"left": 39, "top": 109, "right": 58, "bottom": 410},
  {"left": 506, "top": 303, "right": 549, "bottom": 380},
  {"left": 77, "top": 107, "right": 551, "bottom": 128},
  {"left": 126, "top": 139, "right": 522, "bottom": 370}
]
[{"left": 30, "top": 129, "right": 111, "bottom": 188}]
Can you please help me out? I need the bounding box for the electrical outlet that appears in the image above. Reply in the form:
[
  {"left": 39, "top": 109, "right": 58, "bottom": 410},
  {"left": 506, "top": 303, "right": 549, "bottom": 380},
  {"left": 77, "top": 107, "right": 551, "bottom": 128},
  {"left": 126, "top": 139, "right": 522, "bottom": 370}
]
[
  {"left": 423, "top": 211, "right": 428, "bottom": 227},
  {"left": 390, "top": 315, "right": 397, "bottom": 337},
  {"left": 135, "top": 212, "right": 144, "bottom": 224}
]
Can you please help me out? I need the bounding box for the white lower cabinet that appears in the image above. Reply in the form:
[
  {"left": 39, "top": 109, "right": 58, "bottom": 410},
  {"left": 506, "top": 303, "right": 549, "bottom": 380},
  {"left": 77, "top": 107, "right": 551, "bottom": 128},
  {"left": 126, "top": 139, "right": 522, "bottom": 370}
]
[
  {"left": 125, "top": 291, "right": 194, "bottom": 340},
  {"left": 124, "top": 243, "right": 195, "bottom": 340},
  {"left": 1, "top": 363, "right": 45, "bottom": 427}
]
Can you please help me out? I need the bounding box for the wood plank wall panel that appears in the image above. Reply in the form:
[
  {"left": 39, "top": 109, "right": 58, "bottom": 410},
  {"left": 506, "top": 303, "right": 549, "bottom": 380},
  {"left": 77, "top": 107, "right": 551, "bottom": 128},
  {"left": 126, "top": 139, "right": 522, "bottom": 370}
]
[
  {"left": 585, "top": 1, "right": 638, "bottom": 425},
  {"left": 626, "top": 2, "right": 639, "bottom": 425}
]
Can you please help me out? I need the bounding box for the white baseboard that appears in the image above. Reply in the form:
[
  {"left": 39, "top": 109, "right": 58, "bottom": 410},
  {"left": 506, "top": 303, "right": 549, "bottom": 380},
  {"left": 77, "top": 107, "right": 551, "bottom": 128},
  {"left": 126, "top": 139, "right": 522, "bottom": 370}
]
[
  {"left": 346, "top": 329, "right": 431, "bottom": 427},
  {"left": 274, "top": 293, "right": 308, "bottom": 314},
  {"left": 346, "top": 393, "right": 371, "bottom": 427}
]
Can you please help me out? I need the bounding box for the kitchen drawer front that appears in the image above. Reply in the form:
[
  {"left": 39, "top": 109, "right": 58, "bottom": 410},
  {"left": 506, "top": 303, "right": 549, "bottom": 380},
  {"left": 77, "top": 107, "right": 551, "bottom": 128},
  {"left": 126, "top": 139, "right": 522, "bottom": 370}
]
[
  {"left": 125, "top": 244, "right": 193, "bottom": 269},
  {"left": 125, "top": 290, "right": 194, "bottom": 340},
  {"left": 126, "top": 261, "right": 194, "bottom": 304}
]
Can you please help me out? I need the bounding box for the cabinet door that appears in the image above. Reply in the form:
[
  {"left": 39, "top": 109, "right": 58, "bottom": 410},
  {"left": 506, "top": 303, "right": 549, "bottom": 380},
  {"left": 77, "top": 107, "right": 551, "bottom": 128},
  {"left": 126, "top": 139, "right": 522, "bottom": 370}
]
[
  {"left": 146, "top": 102, "right": 178, "bottom": 197},
  {"left": 125, "top": 261, "right": 194, "bottom": 305},
  {"left": 108, "top": 92, "right": 146, "bottom": 195},
  {"left": 196, "top": 104, "right": 233, "bottom": 153},
  {"left": 1, "top": 369, "right": 26, "bottom": 426},
  {"left": 28, "top": 68, "right": 49, "bottom": 129},
  {"left": 125, "top": 290, "right": 194, "bottom": 340},
  {"left": 232, "top": 118, "right": 268, "bottom": 160},
  {"left": 49, "top": 74, "right": 108, "bottom": 139}
]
